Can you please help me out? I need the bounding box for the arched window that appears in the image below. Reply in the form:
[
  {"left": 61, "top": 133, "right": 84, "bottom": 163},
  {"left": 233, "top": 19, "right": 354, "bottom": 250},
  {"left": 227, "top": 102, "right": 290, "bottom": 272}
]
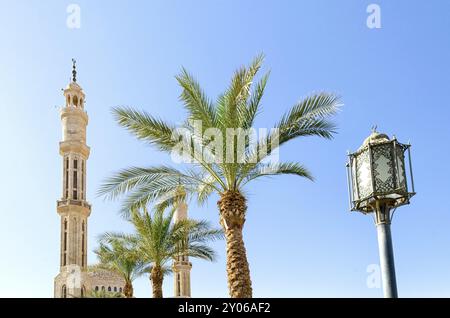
[
  {"left": 63, "top": 218, "right": 68, "bottom": 266},
  {"left": 62, "top": 285, "right": 67, "bottom": 298},
  {"left": 95, "top": 286, "right": 99, "bottom": 291},
  {"left": 114, "top": 287, "right": 117, "bottom": 292},
  {"left": 64, "top": 157, "right": 69, "bottom": 199},
  {"left": 81, "top": 160, "right": 85, "bottom": 199},
  {"left": 119, "top": 287, "right": 122, "bottom": 293},
  {"left": 68, "top": 95, "right": 71, "bottom": 106},
  {"left": 81, "top": 221, "right": 85, "bottom": 267},
  {"left": 72, "top": 159, "right": 78, "bottom": 200},
  {"left": 176, "top": 273, "right": 181, "bottom": 296},
  {"left": 108, "top": 286, "right": 111, "bottom": 292},
  {"left": 73, "top": 95, "right": 78, "bottom": 107},
  {"left": 81, "top": 286, "right": 86, "bottom": 297},
  {"left": 101, "top": 286, "right": 105, "bottom": 291},
  {"left": 80, "top": 98, "right": 83, "bottom": 107}
]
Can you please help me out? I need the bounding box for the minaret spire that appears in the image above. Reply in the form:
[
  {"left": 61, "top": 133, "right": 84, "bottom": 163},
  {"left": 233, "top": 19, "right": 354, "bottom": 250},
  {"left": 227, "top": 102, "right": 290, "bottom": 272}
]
[
  {"left": 54, "top": 61, "right": 90, "bottom": 298},
  {"left": 72, "top": 58, "right": 77, "bottom": 82},
  {"left": 173, "top": 194, "right": 192, "bottom": 298}
]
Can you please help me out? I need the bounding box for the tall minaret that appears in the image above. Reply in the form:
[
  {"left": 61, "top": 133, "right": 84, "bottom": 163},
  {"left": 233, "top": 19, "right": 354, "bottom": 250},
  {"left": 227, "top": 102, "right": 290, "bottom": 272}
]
[
  {"left": 173, "top": 188, "right": 192, "bottom": 298},
  {"left": 54, "top": 60, "right": 91, "bottom": 298}
]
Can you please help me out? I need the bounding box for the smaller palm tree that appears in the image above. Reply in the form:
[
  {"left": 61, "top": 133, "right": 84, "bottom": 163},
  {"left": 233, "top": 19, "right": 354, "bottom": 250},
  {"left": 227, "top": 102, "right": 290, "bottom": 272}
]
[
  {"left": 102, "top": 207, "right": 223, "bottom": 298},
  {"left": 93, "top": 237, "right": 146, "bottom": 298}
]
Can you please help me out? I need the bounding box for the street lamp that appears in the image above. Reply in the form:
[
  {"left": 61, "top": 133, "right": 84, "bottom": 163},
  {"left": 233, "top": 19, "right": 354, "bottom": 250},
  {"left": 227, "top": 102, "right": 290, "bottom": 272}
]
[{"left": 346, "top": 128, "right": 415, "bottom": 298}]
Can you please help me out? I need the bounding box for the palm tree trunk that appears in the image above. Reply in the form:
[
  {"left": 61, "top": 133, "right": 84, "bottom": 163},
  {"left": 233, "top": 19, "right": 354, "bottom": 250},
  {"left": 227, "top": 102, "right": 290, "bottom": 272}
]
[
  {"left": 151, "top": 265, "right": 164, "bottom": 298},
  {"left": 218, "top": 190, "right": 253, "bottom": 298},
  {"left": 123, "top": 281, "right": 133, "bottom": 298}
]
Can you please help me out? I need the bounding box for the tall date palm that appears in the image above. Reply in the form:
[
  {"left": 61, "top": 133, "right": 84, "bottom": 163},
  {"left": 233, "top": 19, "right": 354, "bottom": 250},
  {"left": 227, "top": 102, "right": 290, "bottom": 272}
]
[{"left": 99, "top": 55, "right": 342, "bottom": 297}]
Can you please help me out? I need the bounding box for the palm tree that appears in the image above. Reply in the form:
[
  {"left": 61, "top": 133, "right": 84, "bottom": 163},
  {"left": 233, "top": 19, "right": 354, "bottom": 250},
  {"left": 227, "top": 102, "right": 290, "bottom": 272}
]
[
  {"left": 93, "top": 237, "right": 146, "bottom": 298},
  {"left": 99, "top": 55, "right": 342, "bottom": 297},
  {"left": 102, "top": 208, "right": 223, "bottom": 298}
]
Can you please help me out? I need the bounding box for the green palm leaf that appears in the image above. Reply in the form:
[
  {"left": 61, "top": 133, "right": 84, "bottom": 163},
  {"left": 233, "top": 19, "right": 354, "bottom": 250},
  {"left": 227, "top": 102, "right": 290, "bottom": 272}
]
[{"left": 176, "top": 68, "right": 216, "bottom": 129}]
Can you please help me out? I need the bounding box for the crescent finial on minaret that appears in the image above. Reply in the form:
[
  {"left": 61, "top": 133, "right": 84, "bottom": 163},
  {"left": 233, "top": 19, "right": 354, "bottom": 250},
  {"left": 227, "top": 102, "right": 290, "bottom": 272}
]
[{"left": 71, "top": 58, "right": 77, "bottom": 82}]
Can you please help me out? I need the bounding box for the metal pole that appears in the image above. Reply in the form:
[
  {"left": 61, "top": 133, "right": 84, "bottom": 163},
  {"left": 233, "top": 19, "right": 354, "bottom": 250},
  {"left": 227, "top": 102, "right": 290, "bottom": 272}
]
[{"left": 375, "top": 204, "right": 398, "bottom": 298}]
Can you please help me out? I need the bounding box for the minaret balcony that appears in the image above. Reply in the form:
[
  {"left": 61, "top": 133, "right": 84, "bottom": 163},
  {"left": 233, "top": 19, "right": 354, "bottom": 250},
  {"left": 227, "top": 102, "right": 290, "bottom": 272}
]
[
  {"left": 57, "top": 199, "right": 91, "bottom": 208},
  {"left": 57, "top": 199, "right": 91, "bottom": 216},
  {"left": 59, "top": 141, "right": 90, "bottom": 158},
  {"left": 173, "top": 260, "right": 192, "bottom": 268}
]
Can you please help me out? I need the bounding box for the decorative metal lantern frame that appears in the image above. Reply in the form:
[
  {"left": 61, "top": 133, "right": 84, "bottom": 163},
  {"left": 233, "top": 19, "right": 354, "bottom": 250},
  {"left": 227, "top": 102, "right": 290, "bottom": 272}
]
[{"left": 346, "top": 137, "right": 415, "bottom": 213}]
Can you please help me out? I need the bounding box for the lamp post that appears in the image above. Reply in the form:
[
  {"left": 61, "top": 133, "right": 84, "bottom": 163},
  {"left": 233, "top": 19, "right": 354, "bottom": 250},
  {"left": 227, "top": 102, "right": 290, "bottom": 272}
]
[{"left": 346, "top": 129, "right": 415, "bottom": 298}]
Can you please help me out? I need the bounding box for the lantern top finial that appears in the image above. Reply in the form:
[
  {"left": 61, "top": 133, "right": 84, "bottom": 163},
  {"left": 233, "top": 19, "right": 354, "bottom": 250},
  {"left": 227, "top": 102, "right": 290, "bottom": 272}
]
[
  {"left": 371, "top": 124, "right": 377, "bottom": 133},
  {"left": 359, "top": 128, "right": 390, "bottom": 150}
]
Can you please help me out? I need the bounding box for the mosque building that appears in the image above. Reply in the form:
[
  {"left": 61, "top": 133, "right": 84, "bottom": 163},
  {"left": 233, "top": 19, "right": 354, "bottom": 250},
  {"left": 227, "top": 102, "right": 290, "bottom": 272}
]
[{"left": 54, "top": 61, "right": 192, "bottom": 298}]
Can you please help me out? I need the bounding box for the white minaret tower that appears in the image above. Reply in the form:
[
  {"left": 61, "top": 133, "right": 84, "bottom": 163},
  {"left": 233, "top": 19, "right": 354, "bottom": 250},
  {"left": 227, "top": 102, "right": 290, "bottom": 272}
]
[
  {"left": 54, "top": 60, "right": 91, "bottom": 298},
  {"left": 173, "top": 189, "right": 192, "bottom": 298}
]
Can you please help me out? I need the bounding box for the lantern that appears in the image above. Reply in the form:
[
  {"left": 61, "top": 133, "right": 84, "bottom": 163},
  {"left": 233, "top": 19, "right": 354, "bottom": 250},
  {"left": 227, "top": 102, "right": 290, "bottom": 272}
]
[{"left": 347, "top": 130, "right": 415, "bottom": 214}]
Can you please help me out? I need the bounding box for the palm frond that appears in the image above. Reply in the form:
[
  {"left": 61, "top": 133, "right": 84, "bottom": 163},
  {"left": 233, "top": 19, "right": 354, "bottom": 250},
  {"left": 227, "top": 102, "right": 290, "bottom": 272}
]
[
  {"left": 280, "top": 92, "right": 342, "bottom": 127},
  {"left": 242, "top": 71, "right": 269, "bottom": 130},
  {"left": 98, "top": 166, "right": 187, "bottom": 200},
  {"left": 98, "top": 165, "right": 223, "bottom": 216},
  {"left": 186, "top": 243, "right": 217, "bottom": 262},
  {"left": 216, "top": 54, "right": 264, "bottom": 130},
  {"left": 196, "top": 173, "right": 219, "bottom": 205},
  {"left": 243, "top": 92, "right": 341, "bottom": 167},
  {"left": 176, "top": 68, "right": 216, "bottom": 129},
  {"left": 240, "top": 162, "right": 314, "bottom": 186},
  {"left": 112, "top": 107, "right": 178, "bottom": 152},
  {"left": 119, "top": 176, "right": 198, "bottom": 218}
]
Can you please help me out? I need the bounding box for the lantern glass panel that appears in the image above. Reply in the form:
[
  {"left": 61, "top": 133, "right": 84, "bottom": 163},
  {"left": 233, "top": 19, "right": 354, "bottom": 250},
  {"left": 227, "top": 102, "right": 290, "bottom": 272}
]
[
  {"left": 351, "top": 156, "right": 359, "bottom": 201},
  {"left": 356, "top": 148, "right": 372, "bottom": 199},
  {"left": 372, "top": 143, "right": 395, "bottom": 194},
  {"left": 395, "top": 144, "right": 407, "bottom": 192}
]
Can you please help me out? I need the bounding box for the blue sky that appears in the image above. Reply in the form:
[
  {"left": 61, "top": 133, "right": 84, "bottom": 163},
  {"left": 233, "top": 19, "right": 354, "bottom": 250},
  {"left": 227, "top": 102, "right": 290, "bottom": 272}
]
[{"left": 0, "top": 0, "right": 449, "bottom": 297}]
